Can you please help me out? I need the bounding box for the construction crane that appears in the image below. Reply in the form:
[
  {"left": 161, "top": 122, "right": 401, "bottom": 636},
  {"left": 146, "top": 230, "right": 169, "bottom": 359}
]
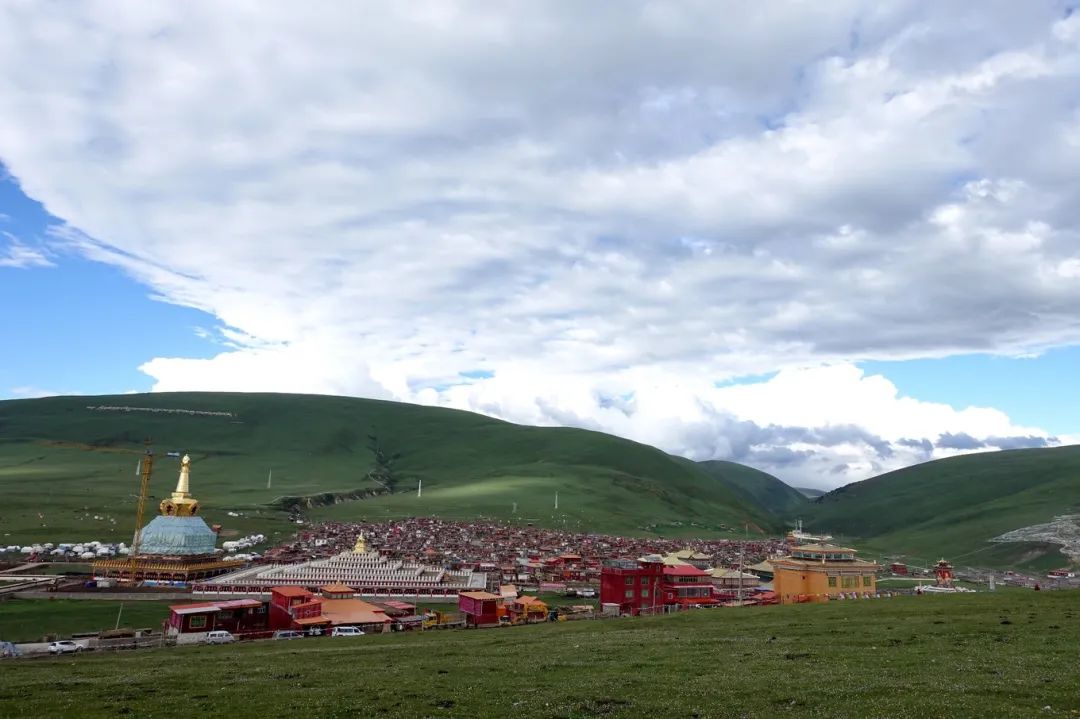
[{"left": 126, "top": 441, "right": 154, "bottom": 582}]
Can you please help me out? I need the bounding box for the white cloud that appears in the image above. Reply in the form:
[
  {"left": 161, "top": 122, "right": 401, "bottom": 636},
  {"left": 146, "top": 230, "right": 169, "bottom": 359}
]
[
  {"left": 413, "top": 363, "right": 1057, "bottom": 489},
  {"left": 8, "top": 386, "right": 68, "bottom": 399},
  {"left": 0, "top": 231, "right": 52, "bottom": 269},
  {"left": 0, "top": 2, "right": 1078, "bottom": 487}
]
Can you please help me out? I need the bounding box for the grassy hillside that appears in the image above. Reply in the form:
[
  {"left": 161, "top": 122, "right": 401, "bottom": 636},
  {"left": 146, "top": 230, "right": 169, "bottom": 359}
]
[
  {"left": 806, "top": 446, "right": 1080, "bottom": 569},
  {"left": 695, "top": 459, "right": 808, "bottom": 523},
  {"left": 1, "top": 593, "right": 1077, "bottom": 718},
  {"left": 0, "top": 393, "right": 776, "bottom": 544}
]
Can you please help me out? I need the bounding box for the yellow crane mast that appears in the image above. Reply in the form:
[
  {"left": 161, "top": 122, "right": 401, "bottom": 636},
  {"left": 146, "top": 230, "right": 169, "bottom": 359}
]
[{"left": 126, "top": 443, "right": 154, "bottom": 581}]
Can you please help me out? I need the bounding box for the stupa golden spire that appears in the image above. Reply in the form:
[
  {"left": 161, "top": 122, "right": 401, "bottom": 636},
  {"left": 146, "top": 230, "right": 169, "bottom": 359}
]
[
  {"left": 353, "top": 533, "right": 367, "bottom": 554},
  {"left": 160, "top": 455, "right": 200, "bottom": 517}
]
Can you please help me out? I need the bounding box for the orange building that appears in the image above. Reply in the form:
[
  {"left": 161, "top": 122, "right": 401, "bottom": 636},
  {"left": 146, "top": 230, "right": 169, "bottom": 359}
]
[
  {"left": 507, "top": 595, "right": 549, "bottom": 624},
  {"left": 771, "top": 544, "right": 878, "bottom": 604}
]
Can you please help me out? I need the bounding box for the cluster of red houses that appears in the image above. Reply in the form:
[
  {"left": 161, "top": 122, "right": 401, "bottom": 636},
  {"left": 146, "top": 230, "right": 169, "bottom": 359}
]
[
  {"left": 264, "top": 519, "right": 788, "bottom": 588},
  {"left": 166, "top": 585, "right": 418, "bottom": 643}
]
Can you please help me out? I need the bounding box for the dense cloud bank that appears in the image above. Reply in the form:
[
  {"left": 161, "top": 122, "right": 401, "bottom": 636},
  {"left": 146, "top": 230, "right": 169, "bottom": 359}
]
[{"left": 1, "top": 2, "right": 1077, "bottom": 487}]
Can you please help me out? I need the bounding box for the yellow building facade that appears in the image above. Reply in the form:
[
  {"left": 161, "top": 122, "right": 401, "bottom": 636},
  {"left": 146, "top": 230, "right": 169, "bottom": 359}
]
[{"left": 771, "top": 544, "right": 878, "bottom": 604}]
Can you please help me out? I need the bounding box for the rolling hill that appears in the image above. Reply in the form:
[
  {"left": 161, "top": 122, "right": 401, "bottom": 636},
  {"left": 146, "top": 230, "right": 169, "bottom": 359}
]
[
  {"left": 0, "top": 392, "right": 781, "bottom": 544},
  {"left": 805, "top": 445, "right": 1080, "bottom": 570}
]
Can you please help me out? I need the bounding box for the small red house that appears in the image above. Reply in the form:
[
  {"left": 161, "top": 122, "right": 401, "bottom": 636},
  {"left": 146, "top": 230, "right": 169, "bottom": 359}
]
[
  {"left": 458, "top": 591, "right": 501, "bottom": 627},
  {"left": 542, "top": 554, "right": 586, "bottom": 582},
  {"left": 269, "top": 586, "right": 330, "bottom": 634},
  {"left": 166, "top": 599, "right": 268, "bottom": 644}
]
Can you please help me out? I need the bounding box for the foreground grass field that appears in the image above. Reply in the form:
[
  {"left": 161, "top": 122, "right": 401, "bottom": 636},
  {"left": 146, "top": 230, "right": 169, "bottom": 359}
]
[
  {"left": 1, "top": 592, "right": 1076, "bottom": 718},
  {"left": 0, "top": 599, "right": 172, "bottom": 643}
]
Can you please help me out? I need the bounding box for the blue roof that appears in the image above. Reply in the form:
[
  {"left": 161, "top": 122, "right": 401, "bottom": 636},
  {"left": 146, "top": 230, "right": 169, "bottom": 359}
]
[{"left": 138, "top": 516, "right": 218, "bottom": 555}]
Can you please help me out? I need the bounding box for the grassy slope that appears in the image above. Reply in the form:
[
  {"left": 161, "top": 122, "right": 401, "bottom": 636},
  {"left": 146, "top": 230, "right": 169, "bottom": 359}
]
[
  {"left": 2, "top": 593, "right": 1078, "bottom": 718},
  {"left": 695, "top": 459, "right": 809, "bottom": 523},
  {"left": 0, "top": 393, "right": 774, "bottom": 543},
  {"left": 806, "top": 446, "right": 1080, "bottom": 568}
]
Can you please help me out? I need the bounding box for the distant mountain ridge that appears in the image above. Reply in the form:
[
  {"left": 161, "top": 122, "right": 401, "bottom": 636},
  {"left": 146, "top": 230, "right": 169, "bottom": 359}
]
[{"left": 794, "top": 487, "right": 825, "bottom": 499}]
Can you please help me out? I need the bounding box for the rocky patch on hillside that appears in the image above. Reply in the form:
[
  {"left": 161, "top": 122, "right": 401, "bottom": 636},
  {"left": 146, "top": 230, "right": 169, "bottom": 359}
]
[{"left": 991, "top": 515, "right": 1080, "bottom": 562}]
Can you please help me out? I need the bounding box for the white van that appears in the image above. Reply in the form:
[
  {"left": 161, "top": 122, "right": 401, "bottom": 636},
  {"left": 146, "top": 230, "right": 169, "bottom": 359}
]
[
  {"left": 205, "top": 630, "right": 236, "bottom": 644},
  {"left": 331, "top": 626, "right": 365, "bottom": 637}
]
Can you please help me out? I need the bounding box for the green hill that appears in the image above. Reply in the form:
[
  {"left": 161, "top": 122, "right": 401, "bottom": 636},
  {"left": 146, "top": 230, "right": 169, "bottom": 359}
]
[
  {"left": 695, "top": 459, "right": 808, "bottom": 523},
  {"left": 805, "top": 445, "right": 1080, "bottom": 570},
  {"left": 0, "top": 392, "right": 778, "bottom": 543}
]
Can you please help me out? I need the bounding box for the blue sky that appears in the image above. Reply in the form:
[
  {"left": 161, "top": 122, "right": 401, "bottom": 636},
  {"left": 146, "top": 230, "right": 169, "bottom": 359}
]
[
  {"left": 861, "top": 351, "right": 1080, "bottom": 437},
  {"left": 0, "top": 172, "right": 217, "bottom": 397}
]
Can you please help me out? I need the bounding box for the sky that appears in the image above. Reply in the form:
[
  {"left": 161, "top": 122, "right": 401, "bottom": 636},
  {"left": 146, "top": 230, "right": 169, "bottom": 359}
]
[{"left": 1, "top": 1, "right": 1079, "bottom": 490}]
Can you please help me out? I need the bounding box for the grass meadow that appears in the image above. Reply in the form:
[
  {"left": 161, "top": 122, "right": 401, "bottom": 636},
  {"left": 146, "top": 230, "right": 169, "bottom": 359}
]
[{"left": 1, "top": 591, "right": 1076, "bottom": 718}]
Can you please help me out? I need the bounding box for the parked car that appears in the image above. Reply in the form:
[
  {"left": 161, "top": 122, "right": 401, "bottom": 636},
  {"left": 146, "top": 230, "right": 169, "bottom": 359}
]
[
  {"left": 205, "top": 630, "right": 236, "bottom": 644},
  {"left": 272, "top": 630, "right": 305, "bottom": 641},
  {"left": 331, "top": 626, "right": 365, "bottom": 637},
  {"left": 48, "top": 641, "right": 81, "bottom": 655}
]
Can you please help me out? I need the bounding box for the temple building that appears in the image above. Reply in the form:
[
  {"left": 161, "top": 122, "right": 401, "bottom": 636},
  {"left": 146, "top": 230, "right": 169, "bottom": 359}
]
[
  {"left": 93, "top": 455, "right": 245, "bottom": 583},
  {"left": 771, "top": 543, "right": 878, "bottom": 604},
  {"left": 193, "top": 533, "right": 488, "bottom": 598}
]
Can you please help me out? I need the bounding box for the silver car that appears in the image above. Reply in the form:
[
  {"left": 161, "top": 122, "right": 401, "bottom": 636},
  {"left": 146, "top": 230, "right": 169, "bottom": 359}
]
[{"left": 48, "top": 641, "right": 82, "bottom": 655}]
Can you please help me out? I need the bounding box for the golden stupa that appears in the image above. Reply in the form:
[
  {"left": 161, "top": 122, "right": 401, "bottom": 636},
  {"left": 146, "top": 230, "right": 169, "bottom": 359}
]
[
  {"left": 92, "top": 454, "right": 244, "bottom": 583},
  {"left": 159, "top": 455, "right": 200, "bottom": 517}
]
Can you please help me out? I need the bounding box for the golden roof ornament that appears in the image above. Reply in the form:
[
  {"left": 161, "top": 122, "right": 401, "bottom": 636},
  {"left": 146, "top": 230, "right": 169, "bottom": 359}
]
[
  {"left": 159, "top": 454, "right": 200, "bottom": 517},
  {"left": 353, "top": 534, "right": 367, "bottom": 554}
]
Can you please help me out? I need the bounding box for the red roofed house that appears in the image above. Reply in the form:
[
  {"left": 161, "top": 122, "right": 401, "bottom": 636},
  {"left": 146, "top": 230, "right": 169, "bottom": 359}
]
[
  {"left": 166, "top": 599, "right": 268, "bottom": 644},
  {"left": 542, "top": 554, "right": 586, "bottom": 582},
  {"left": 458, "top": 591, "right": 501, "bottom": 628},
  {"left": 660, "top": 565, "right": 720, "bottom": 610},
  {"left": 269, "top": 586, "right": 330, "bottom": 634},
  {"left": 269, "top": 585, "right": 392, "bottom": 634}
]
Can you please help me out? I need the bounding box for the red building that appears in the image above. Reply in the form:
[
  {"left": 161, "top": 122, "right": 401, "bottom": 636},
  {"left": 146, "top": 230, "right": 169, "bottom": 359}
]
[
  {"left": 660, "top": 565, "right": 719, "bottom": 609},
  {"left": 934, "top": 559, "right": 954, "bottom": 588},
  {"left": 270, "top": 586, "right": 330, "bottom": 633},
  {"left": 541, "top": 554, "right": 586, "bottom": 582},
  {"left": 890, "top": 563, "right": 909, "bottom": 576},
  {"left": 600, "top": 558, "right": 664, "bottom": 616},
  {"left": 269, "top": 585, "right": 391, "bottom": 634},
  {"left": 458, "top": 591, "right": 501, "bottom": 627},
  {"left": 166, "top": 599, "right": 268, "bottom": 644}
]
